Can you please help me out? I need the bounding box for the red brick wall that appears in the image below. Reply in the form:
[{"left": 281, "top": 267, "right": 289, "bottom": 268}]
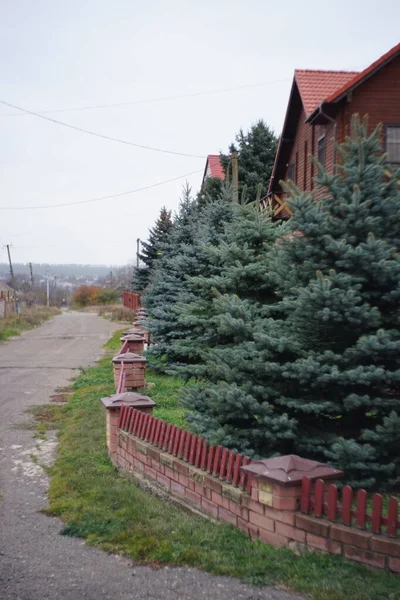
[{"left": 111, "top": 425, "right": 400, "bottom": 572}]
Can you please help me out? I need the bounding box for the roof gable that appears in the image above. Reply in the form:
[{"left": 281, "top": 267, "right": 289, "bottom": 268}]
[
  {"left": 295, "top": 70, "right": 359, "bottom": 117},
  {"left": 268, "top": 42, "right": 400, "bottom": 197},
  {"left": 206, "top": 155, "right": 225, "bottom": 180}
]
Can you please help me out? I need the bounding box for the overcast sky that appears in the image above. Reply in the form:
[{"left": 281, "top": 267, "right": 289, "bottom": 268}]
[{"left": 1, "top": 1, "right": 399, "bottom": 266}]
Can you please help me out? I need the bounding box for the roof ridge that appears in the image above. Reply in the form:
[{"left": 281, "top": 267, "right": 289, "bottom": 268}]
[
  {"left": 325, "top": 42, "right": 400, "bottom": 104},
  {"left": 295, "top": 68, "right": 360, "bottom": 74}
]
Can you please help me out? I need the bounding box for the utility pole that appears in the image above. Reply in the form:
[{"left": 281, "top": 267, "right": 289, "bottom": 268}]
[
  {"left": 6, "top": 244, "right": 17, "bottom": 312},
  {"left": 232, "top": 151, "right": 239, "bottom": 204},
  {"left": 136, "top": 238, "right": 140, "bottom": 268},
  {"left": 29, "top": 262, "right": 34, "bottom": 286}
]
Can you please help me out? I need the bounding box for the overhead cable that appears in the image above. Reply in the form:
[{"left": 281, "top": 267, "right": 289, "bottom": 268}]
[
  {"left": 0, "top": 99, "right": 205, "bottom": 159},
  {"left": 0, "top": 79, "right": 289, "bottom": 117},
  {"left": 0, "top": 169, "right": 202, "bottom": 210}
]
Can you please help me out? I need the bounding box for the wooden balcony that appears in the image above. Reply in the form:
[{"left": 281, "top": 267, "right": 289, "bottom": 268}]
[{"left": 261, "top": 193, "right": 293, "bottom": 218}]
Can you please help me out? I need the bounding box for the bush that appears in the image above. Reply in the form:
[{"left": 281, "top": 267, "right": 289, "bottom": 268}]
[{"left": 72, "top": 286, "right": 120, "bottom": 307}]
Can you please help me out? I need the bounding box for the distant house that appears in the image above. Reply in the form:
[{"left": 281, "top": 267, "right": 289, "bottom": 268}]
[
  {"left": 201, "top": 154, "right": 225, "bottom": 189},
  {"left": 266, "top": 42, "right": 400, "bottom": 217},
  {"left": 0, "top": 281, "right": 15, "bottom": 300}
]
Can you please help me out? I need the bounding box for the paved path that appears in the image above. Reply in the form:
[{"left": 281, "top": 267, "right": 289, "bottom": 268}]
[{"left": 0, "top": 311, "right": 301, "bottom": 600}]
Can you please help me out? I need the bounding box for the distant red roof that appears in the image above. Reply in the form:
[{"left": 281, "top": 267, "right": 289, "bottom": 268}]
[
  {"left": 295, "top": 70, "right": 359, "bottom": 117},
  {"left": 206, "top": 154, "right": 225, "bottom": 180}
]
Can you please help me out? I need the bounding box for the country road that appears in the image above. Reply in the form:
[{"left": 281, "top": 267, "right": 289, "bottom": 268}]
[{"left": 0, "top": 311, "right": 300, "bottom": 600}]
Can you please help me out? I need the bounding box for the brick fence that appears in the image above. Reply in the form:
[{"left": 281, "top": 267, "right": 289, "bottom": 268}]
[
  {"left": 101, "top": 324, "right": 400, "bottom": 573},
  {"left": 102, "top": 405, "right": 400, "bottom": 573}
]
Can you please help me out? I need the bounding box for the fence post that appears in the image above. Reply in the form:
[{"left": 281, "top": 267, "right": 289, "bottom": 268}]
[
  {"left": 101, "top": 391, "right": 156, "bottom": 459},
  {"left": 241, "top": 455, "right": 343, "bottom": 512}
]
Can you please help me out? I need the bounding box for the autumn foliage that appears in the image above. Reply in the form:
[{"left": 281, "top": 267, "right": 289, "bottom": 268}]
[{"left": 72, "top": 286, "right": 119, "bottom": 307}]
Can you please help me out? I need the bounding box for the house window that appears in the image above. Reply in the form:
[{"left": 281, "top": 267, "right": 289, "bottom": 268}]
[
  {"left": 386, "top": 126, "right": 400, "bottom": 165},
  {"left": 287, "top": 162, "right": 295, "bottom": 182},
  {"left": 317, "top": 136, "right": 326, "bottom": 166}
]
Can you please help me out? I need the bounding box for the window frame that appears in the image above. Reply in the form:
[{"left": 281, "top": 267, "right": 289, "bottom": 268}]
[
  {"left": 287, "top": 161, "right": 296, "bottom": 182},
  {"left": 317, "top": 135, "right": 326, "bottom": 167},
  {"left": 385, "top": 124, "right": 400, "bottom": 166}
]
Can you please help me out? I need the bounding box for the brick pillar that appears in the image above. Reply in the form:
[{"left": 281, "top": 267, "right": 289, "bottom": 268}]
[
  {"left": 241, "top": 455, "right": 343, "bottom": 512},
  {"left": 112, "top": 352, "right": 146, "bottom": 391},
  {"left": 119, "top": 334, "right": 145, "bottom": 354},
  {"left": 101, "top": 392, "right": 156, "bottom": 459},
  {"left": 123, "top": 325, "right": 150, "bottom": 345}
]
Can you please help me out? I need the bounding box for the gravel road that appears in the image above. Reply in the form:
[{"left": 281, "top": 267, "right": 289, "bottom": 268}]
[{"left": 0, "top": 311, "right": 302, "bottom": 600}]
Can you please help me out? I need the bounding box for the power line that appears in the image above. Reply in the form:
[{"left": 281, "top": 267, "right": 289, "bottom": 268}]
[
  {"left": 0, "top": 79, "right": 290, "bottom": 117},
  {"left": 0, "top": 99, "right": 205, "bottom": 159},
  {"left": 0, "top": 169, "right": 202, "bottom": 210}
]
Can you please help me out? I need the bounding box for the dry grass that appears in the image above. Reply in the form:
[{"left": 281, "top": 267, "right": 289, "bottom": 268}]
[
  {"left": 0, "top": 306, "right": 60, "bottom": 341},
  {"left": 97, "top": 304, "right": 136, "bottom": 322}
]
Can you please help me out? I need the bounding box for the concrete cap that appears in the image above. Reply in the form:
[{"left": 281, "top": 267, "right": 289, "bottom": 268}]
[
  {"left": 240, "top": 455, "right": 343, "bottom": 486},
  {"left": 122, "top": 327, "right": 142, "bottom": 336},
  {"left": 101, "top": 391, "right": 156, "bottom": 410},
  {"left": 112, "top": 352, "right": 147, "bottom": 364},
  {"left": 120, "top": 333, "right": 145, "bottom": 342}
]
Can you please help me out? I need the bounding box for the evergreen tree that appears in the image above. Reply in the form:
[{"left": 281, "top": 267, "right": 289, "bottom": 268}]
[
  {"left": 132, "top": 207, "right": 173, "bottom": 293},
  {"left": 143, "top": 184, "right": 235, "bottom": 371},
  {"left": 197, "top": 176, "right": 224, "bottom": 208},
  {"left": 267, "top": 117, "right": 400, "bottom": 487},
  {"left": 220, "top": 120, "right": 277, "bottom": 202},
  {"left": 178, "top": 202, "right": 296, "bottom": 456}
]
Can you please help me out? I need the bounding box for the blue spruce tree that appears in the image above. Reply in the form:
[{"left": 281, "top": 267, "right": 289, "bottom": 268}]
[
  {"left": 178, "top": 201, "right": 296, "bottom": 456},
  {"left": 269, "top": 116, "right": 400, "bottom": 487}
]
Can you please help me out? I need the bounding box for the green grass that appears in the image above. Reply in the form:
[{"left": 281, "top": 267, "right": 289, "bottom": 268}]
[
  {"left": 31, "top": 336, "right": 400, "bottom": 600},
  {"left": 104, "top": 330, "right": 186, "bottom": 426},
  {"left": 0, "top": 306, "right": 60, "bottom": 342}
]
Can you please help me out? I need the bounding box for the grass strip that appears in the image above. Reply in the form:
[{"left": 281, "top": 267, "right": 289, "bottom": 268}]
[{"left": 38, "top": 334, "right": 400, "bottom": 600}]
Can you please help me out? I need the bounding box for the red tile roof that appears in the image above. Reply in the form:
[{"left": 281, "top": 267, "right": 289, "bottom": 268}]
[
  {"left": 295, "top": 70, "right": 359, "bottom": 117},
  {"left": 207, "top": 154, "right": 225, "bottom": 180},
  {"left": 325, "top": 41, "right": 400, "bottom": 103}
]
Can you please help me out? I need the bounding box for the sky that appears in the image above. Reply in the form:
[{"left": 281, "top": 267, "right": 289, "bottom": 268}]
[{"left": 1, "top": 0, "right": 399, "bottom": 266}]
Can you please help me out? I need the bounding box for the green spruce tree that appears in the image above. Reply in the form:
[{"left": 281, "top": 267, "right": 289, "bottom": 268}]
[
  {"left": 132, "top": 207, "right": 173, "bottom": 293},
  {"left": 220, "top": 120, "right": 277, "bottom": 202}
]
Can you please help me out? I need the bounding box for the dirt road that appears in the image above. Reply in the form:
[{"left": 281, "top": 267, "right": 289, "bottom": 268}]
[{"left": 0, "top": 311, "right": 300, "bottom": 600}]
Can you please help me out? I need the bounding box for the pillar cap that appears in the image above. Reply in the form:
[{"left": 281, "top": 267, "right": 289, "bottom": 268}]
[
  {"left": 112, "top": 351, "right": 147, "bottom": 364},
  {"left": 240, "top": 455, "right": 343, "bottom": 486},
  {"left": 101, "top": 391, "right": 156, "bottom": 409},
  {"left": 122, "top": 327, "right": 143, "bottom": 336},
  {"left": 120, "top": 333, "right": 145, "bottom": 342}
]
